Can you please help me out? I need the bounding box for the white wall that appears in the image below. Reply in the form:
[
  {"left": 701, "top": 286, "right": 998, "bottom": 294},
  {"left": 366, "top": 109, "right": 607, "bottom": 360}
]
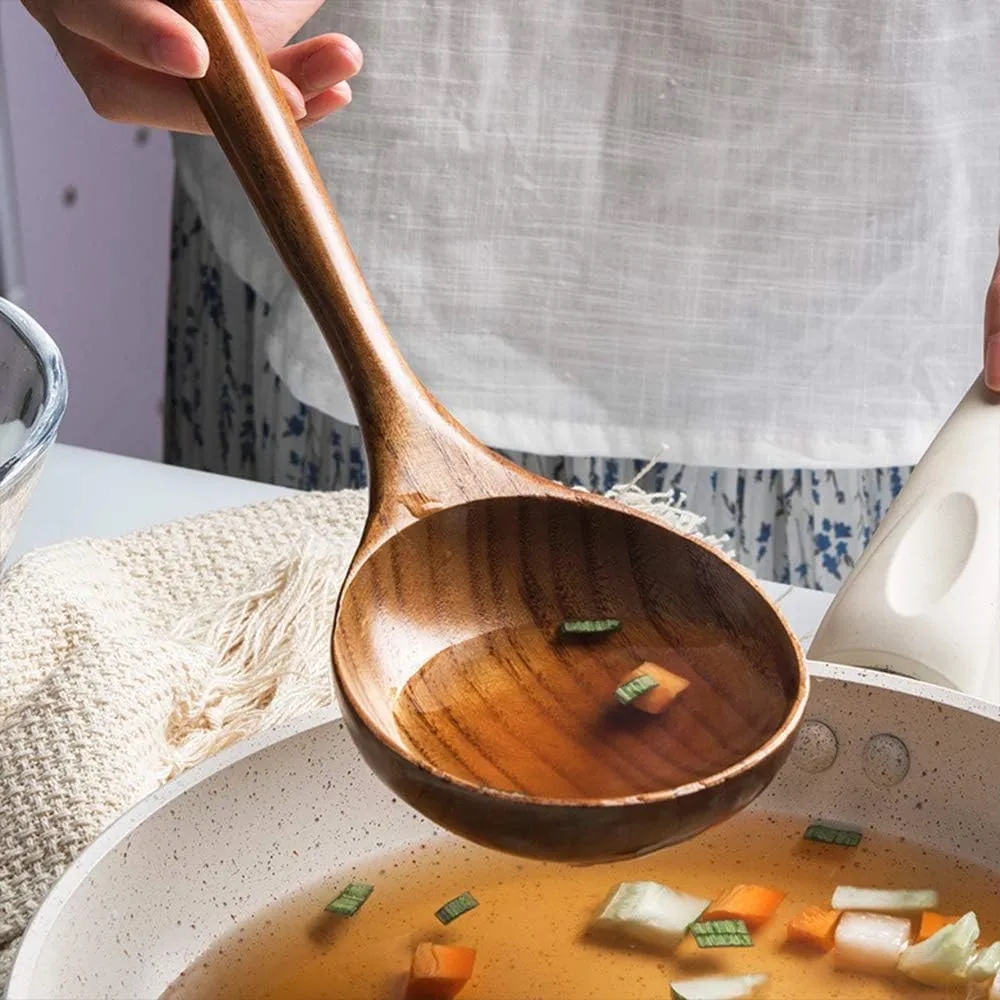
[{"left": 1, "top": 1, "right": 174, "bottom": 461}]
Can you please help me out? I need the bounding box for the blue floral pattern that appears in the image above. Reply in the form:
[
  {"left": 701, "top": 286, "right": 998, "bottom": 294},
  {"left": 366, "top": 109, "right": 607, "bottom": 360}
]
[{"left": 165, "top": 181, "right": 910, "bottom": 592}]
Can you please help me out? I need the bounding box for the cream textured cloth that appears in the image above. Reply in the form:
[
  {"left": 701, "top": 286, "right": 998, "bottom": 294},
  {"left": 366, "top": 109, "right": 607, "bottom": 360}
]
[
  {"left": 174, "top": 0, "right": 996, "bottom": 469},
  {"left": 0, "top": 477, "right": 720, "bottom": 987},
  {"left": 0, "top": 491, "right": 367, "bottom": 985}
]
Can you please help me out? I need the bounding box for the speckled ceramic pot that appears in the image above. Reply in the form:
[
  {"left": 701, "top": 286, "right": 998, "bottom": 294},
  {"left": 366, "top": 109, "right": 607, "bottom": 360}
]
[{"left": 7, "top": 662, "right": 999, "bottom": 999}]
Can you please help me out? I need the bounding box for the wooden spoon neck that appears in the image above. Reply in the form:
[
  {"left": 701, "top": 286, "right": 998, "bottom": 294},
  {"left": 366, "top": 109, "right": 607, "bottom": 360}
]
[
  {"left": 166, "top": 0, "right": 559, "bottom": 546},
  {"left": 361, "top": 395, "right": 539, "bottom": 539}
]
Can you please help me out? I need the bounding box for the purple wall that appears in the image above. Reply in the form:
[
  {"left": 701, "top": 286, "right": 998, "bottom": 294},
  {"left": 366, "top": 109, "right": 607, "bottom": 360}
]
[{"left": 1, "top": 2, "right": 174, "bottom": 461}]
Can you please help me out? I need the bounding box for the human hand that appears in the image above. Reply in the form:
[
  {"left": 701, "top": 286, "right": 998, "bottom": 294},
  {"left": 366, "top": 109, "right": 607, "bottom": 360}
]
[
  {"left": 986, "top": 232, "right": 1000, "bottom": 392},
  {"left": 22, "top": 0, "right": 362, "bottom": 133}
]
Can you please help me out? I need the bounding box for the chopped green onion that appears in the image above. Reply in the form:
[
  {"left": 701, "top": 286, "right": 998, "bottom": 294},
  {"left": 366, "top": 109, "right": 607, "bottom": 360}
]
[
  {"left": 690, "top": 919, "right": 753, "bottom": 948},
  {"left": 325, "top": 882, "right": 373, "bottom": 916},
  {"left": 558, "top": 618, "right": 621, "bottom": 637},
  {"left": 615, "top": 674, "right": 659, "bottom": 705},
  {"left": 804, "top": 821, "right": 862, "bottom": 848},
  {"left": 670, "top": 974, "right": 768, "bottom": 1000},
  {"left": 831, "top": 886, "right": 939, "bottom": 913},
  {"left": 435, "top": 891, "right": 479, "bottom": 925}
]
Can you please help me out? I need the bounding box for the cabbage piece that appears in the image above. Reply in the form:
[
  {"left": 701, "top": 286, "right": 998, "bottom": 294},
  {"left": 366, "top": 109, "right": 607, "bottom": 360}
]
[
  {"left": 897, "top": 911, "right": 979, "bottom": 987},
  {"left": 670, "top": 974, "right": 768, "bottom": 999},
  {"left": 989, "top": 971, "right": 1000, "bottom": 1000},
  {"left": 968, "top": 943, "right": 1000, "bottom": 983},
  {"left": 831, "top": 886, "right": 938, "bottom": 913},
  {"left": 590, "top": 881, "right": 709, "bottom": 950}
]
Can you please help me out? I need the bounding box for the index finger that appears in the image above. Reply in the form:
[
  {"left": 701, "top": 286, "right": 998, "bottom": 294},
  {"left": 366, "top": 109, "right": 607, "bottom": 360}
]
[{"left": 40, "top": 0, "right": 209, "bottom": 77}]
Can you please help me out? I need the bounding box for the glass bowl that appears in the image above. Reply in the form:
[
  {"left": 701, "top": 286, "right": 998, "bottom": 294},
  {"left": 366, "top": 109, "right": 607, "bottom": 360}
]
[{"left": 0, "top": 296, "right": 67, "bottom": 565}]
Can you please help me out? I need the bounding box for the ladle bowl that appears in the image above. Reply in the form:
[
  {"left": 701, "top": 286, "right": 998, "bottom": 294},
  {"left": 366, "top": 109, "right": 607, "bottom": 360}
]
[
  {"left": 168, "top": 0, "right": 808, "bottom": 862},
  {"left": 337, "top": 493, "right": 805, "bottom": 861}
]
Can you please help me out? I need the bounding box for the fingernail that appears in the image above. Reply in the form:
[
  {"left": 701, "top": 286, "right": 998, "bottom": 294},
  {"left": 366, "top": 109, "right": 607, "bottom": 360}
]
[
  {"left": 302, "top": 52, "right": 355, "bottom": 93},
  {"left": 339, "top": 36, "right": 364, "bottom": 67},
  {"left": 301, "top": 49, "right": 339, "bottom": 91},
  {"left": 276, "top": 75, "right": 307, "bottom": 120},
  {"left": 151, "top": 32, "right": 208, "bottom": 78},
  {"left": 986, "top": 335, "right": 1000, "bottom": 392}
]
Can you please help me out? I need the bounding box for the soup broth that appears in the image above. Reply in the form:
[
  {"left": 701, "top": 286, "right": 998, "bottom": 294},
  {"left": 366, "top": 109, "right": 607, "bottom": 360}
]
[
  {"left": 164, "top": 812, "right": 1000, "bottom": 999},
  {"left": 394, "top": 621, "right": 789, "bottom": 798}
]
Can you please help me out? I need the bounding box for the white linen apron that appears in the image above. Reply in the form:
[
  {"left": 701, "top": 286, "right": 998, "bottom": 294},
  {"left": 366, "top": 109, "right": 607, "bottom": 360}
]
[{"left": 174, "top": 0, "right": 997, "bottom": 469}]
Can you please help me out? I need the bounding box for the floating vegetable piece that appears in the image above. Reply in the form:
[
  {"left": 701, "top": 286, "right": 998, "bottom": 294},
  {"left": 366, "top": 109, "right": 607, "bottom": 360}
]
[
  {"left": 690, "top": 919, "right": 754, "bottom": 948},
  {"left": 404, "top": 942, "right": 476, "bottom": 1000},
  {"left": 615, "top": 661, "right": 689, "bottom": 714},
  {"left": 704, "top": 885, "right": 785, "bottom": 930},
  {"left": 990, "top": 971, "right": 1000, "bottom": 1000},
  {"left": 786, "top": 906, "right": 841, "bottom": 951},
  {"left": 898, "top": 911, "right": 979, "bottom": 987},
  {"left": 670, "top": 973, "right": 768, "bottom": 1000},
  {"left": 324, "top": 882, "right": 373, "bottom": 916},
  {"left": 558, "top": 618, "right": 621, "bottom": 637},
  {"left": 831, "top": 886, "right": 938, "bottom": 913},
  {"left": 833, "top": 911, "right": 911, "bottom": 974},
  {"left": 968, "top": 942, "right": 1000, "bottom": 982},
  {"left": 917, "top": 911, "right": 961, "bottom": 942},
  {"left": 803, "top": 821, "right": 863, "bottom": 848},
  {"left": 615, "top": 673, "right": 659, "bottom": 706},
  {"left": 591, "top": 881, "right": 709, "bottom": 950},
  {"left": 434, "top": 892, "right": 479, "bottom": 925}
]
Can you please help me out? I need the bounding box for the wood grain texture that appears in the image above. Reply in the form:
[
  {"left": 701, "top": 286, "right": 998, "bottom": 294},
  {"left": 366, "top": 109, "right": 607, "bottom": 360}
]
[
  {"left": 167, "top": 0, "right": 808, "bottom": 862},
  {"left": 335, "top": 496, "right": 806, "bottom": 861}
]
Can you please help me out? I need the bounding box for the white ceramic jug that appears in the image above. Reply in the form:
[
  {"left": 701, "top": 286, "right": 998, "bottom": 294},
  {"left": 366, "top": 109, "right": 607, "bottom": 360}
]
[{"left": 809, "top": 375, "right": 1000, "bottom": 703}]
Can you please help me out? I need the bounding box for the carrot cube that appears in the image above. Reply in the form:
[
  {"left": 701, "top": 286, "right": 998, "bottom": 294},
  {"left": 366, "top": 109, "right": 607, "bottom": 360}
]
[
  {"left": 616, "top": 661, "right": 690, "bottom": 714},
  {"left": 703, "top": 884, "right": 786, "bottom": 930},
  {"left": 787, "top": 906, "right": 842, "bottom": 951},
  {"left": 404, "top": 942, "right": 476, "bottom": 1000},
  {"left": 916, "top": 912, "right": 961, "bottom": 943}
]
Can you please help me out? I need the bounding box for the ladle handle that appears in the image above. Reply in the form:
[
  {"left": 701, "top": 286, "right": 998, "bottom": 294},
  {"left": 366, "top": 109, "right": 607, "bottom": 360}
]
[{"left": 165, "top": 0, "right": 531, "bottom": 526}]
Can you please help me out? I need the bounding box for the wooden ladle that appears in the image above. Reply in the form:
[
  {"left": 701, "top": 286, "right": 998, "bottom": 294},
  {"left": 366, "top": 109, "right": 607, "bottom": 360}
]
[{"left": 169, "top": 0, "right": 808, "bottom": 863}]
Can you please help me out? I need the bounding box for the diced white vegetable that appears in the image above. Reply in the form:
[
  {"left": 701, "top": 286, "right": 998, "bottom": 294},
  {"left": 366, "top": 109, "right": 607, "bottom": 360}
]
[
  {"left": 897, "top": 911, "right": 979, "bottom": 988},
  {"left": 969, "top": 943, "right": 1000, "bottom": 982},
  {"left": 831, "top": 886, "right": 938, "bottom": 913},
  {"left": 590, "top": 881, "right": 709, "bottom": 950},
  {"left": 833, "top": 911, "right": 911, "bottom": 975},
  {"left": 670, "top": 974, "right": 769, "bottom": 1000}
]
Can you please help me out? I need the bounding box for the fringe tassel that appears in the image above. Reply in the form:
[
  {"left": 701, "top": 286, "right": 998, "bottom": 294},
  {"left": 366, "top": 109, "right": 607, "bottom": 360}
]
[
  {"left": 577, "top": 455, "right": 735, "bottom": 557},
  {"left": 159, "top": 537, "right": 344, "bottom": 780}
]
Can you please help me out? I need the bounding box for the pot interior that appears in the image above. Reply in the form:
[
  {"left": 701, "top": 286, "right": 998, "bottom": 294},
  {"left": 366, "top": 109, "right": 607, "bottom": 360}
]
[{"left": 8, "top": 666, "right": 1000, "bottom": 1000}]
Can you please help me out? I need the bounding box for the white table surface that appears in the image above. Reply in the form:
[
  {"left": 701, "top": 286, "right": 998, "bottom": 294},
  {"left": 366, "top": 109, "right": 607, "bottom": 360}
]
[
  {"left": 9, "top": 444, "right": 294, "bottom": 563},
  {"left": 11, "top": 444, "right": 834, "bottom": 643}
]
